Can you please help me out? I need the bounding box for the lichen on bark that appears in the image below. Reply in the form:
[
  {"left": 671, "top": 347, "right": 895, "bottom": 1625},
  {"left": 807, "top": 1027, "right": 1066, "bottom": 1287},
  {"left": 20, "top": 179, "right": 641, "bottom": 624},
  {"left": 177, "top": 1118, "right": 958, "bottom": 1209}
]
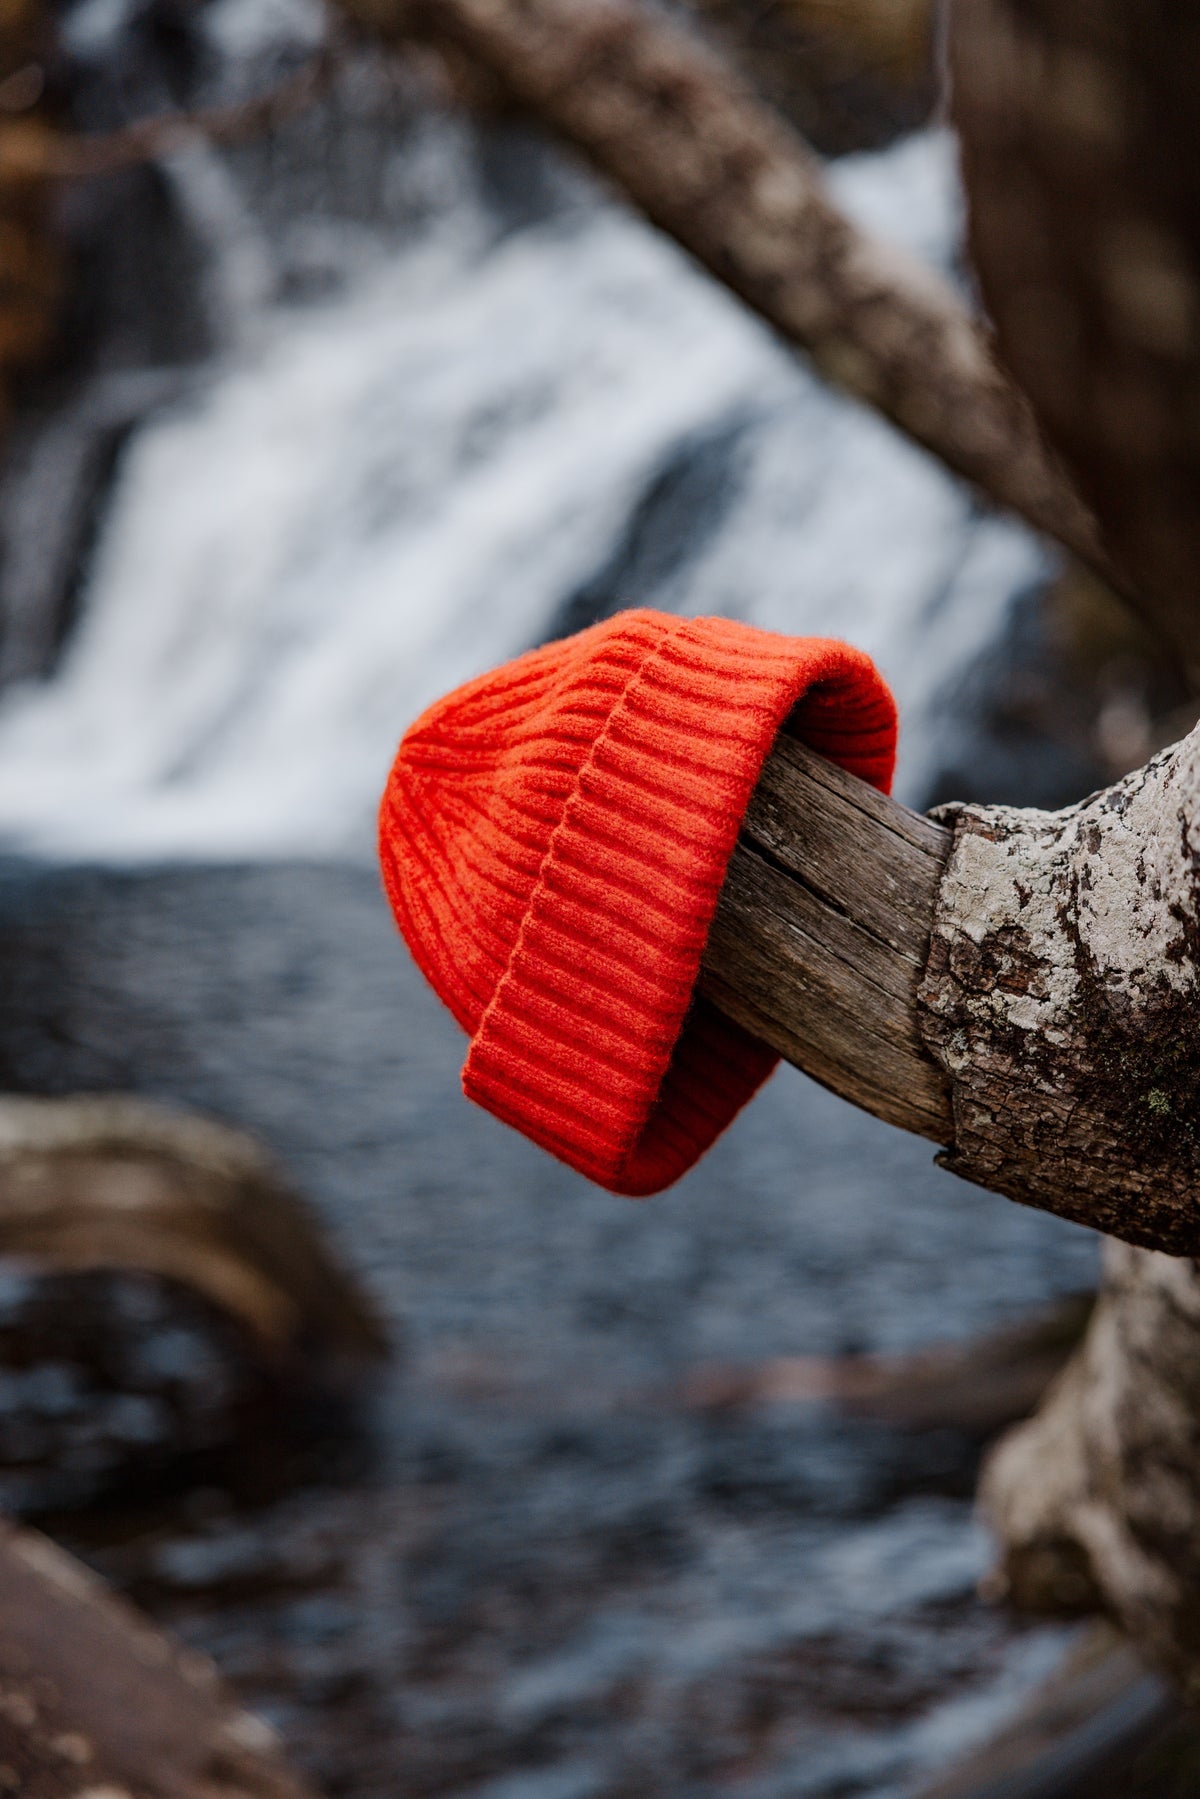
[{"left": 918, "top": 722, "right": 1200, "bottom": 1253}]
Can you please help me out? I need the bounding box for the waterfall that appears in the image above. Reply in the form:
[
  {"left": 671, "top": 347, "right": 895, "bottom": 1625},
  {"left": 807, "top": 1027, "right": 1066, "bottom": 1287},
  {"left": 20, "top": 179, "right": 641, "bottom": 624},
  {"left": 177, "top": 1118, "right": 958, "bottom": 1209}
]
[{"left": 0, "top": 123, "right": 1045, "bottom": 859}]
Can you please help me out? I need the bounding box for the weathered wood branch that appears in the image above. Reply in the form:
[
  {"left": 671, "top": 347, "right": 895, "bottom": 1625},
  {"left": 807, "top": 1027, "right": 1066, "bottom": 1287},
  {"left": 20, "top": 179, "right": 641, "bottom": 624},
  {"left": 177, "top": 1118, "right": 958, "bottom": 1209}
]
[
  {"left": 701, "top": 714, "right": 1200, "bottom": 1257},
  {"left": 338, "top": 0, "right": 1110, "bottom": 585},
  {"left": 700, "top": 732, "right": 952, "bottom": 1142}
]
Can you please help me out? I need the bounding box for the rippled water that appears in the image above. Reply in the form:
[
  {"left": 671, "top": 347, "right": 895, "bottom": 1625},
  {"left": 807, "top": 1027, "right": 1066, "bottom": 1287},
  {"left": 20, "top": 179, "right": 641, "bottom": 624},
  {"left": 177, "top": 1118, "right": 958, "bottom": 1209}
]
[{"left": 0, "top": 860, "right": 1097, "bottom": 1795}]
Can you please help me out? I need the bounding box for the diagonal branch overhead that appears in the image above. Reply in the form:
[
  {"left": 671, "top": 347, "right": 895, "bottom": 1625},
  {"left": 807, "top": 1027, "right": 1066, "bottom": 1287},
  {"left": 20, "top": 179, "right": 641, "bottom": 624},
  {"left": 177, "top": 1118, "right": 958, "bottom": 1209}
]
[{"left": 340, "top": 0, "right": 1109, "bottom": 586}]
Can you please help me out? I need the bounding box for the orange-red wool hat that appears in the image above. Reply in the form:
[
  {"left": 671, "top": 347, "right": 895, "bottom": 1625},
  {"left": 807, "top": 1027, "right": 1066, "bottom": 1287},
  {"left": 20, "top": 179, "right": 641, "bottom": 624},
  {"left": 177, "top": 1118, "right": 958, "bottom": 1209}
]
[{"left": 378, "top": 609, "right": 897, "bottom": 1196}]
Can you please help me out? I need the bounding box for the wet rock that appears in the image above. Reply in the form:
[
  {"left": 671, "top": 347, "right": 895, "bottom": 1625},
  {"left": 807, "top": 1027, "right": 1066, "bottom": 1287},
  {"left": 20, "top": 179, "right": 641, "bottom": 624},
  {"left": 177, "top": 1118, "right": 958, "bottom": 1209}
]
[
  {"left": 0, "top": 1267, "right": 368, "bottom": 1513},
  {"left": 0, "top": 1093, "right": 386, "bottom": 1511}
]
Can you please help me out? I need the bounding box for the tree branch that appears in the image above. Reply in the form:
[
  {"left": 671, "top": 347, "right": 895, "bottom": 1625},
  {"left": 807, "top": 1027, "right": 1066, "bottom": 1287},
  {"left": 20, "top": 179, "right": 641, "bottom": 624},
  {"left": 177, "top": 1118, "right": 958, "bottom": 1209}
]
[
  {"left": 700, "top": 717, "right": 1200, "bottom": 1257},
  {"left": 340, "top": 0, "right": 1110, "bottom": 584},
  {"left": 700, "top": 730, "right": 952, "bottom": 1141}
]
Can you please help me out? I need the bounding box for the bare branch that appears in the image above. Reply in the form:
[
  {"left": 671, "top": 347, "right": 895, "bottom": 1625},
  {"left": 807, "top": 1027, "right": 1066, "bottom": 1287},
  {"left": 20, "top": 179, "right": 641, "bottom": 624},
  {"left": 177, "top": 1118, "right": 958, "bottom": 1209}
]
[
  {"left": 700, "top": 730, "right": 952, "bottom": 1141},
  {"left": 700, "top": 718, "right": 1200, "bottom": 1257}
]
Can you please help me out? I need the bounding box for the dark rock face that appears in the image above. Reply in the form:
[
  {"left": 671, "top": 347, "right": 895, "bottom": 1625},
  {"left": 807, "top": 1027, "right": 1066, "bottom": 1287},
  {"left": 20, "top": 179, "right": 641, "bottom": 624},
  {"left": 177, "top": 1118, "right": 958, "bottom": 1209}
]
[{"left": 0, "top": 1264, "right": 375, "bottom": 1515}]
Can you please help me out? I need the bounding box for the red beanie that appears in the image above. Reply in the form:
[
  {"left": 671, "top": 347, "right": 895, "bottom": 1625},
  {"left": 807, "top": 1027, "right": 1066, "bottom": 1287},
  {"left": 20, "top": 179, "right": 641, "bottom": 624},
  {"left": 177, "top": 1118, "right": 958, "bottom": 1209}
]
[{"left": 378, "top": 610, "right": 896, "bottom": 1196}]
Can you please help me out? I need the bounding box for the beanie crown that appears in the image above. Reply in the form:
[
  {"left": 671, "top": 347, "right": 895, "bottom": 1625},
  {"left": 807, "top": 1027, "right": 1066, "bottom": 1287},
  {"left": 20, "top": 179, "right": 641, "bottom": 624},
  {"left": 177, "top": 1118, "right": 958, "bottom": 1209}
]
[{"left": 379, "top": 609, "right": 896, "bottom": 1195}]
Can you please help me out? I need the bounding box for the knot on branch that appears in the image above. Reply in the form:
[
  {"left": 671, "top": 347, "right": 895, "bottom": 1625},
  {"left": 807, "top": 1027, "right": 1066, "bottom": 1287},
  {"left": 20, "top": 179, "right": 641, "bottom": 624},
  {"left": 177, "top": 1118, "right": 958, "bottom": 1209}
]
[{"left": 918, "top": 724, "right": 1200, "bottom": 1253}]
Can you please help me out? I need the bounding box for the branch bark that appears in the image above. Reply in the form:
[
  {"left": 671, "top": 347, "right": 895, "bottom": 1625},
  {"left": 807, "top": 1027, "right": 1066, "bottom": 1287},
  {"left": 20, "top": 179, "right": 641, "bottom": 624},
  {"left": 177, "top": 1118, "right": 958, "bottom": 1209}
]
[
  {"left": 700, "top": 714, "right": 1200, "bottom": 1258},
  {"left": 339, "top": 0, "right": 1109, "bottom": 585}
]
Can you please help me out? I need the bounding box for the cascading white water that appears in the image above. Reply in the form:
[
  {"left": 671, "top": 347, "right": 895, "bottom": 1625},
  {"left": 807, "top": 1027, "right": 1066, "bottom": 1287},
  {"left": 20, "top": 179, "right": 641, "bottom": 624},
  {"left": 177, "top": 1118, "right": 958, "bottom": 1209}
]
[{"left": 0, "top": 127, "right": 1046, "bottom": 860}]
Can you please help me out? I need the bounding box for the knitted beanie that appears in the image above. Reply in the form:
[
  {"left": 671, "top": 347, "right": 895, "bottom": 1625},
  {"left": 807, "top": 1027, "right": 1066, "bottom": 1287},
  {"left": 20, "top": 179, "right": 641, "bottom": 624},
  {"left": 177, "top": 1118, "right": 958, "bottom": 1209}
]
[{"left": 379, "top": 610, "right": 896, "bottom": 1197}]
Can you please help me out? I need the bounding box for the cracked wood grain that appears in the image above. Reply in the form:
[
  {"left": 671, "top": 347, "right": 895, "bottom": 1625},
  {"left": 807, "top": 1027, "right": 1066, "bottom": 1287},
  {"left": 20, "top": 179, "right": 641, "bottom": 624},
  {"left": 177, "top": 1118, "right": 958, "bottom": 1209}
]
[{"left": 700, "top": 726, "right": 952, "bottom": 1140}]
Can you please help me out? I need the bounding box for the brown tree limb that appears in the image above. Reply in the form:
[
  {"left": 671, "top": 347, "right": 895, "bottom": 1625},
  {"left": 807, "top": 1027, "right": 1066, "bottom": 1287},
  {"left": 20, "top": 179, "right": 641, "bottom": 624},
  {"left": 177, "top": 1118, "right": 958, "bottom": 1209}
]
[
  {"left": 699, "top": 730, "right": 952, "bottom": 1141},
  {"left": 338, "top": 0, "right": 1111, "bottom": 588}
]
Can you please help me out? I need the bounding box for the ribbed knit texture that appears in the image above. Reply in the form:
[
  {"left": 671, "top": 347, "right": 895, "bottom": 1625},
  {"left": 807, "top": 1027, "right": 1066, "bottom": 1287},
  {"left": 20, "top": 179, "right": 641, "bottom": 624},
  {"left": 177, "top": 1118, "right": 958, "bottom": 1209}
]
[{"left": 379, "top": 610, "right": 896, "bottom": 1196}]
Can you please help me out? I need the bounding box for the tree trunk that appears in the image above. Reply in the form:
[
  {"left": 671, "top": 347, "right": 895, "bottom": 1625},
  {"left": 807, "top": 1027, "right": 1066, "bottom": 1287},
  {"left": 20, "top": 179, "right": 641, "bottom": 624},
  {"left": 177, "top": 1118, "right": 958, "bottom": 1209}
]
[{"left": 951, "top": 0, "right": 1200, "bottom": 672}]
